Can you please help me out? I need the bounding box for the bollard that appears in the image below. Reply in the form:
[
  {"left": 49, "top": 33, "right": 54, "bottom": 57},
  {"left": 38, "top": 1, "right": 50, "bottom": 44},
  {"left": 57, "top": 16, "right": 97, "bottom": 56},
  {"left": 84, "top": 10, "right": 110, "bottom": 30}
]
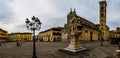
[
  {"left": 0, "top": 43, "right": 1, "bottom": 46},
  {"left": 115, "top": 50, "right": 120, "bottom": 58},
  {"left": 118, "top": 42, "right": 120, "bottom": 49},
  {"left": 0, "top": 41, "right": 1, "bottom": 46},
  {"left": 115, "top": 42, "right": 120, "bottom": 58}
]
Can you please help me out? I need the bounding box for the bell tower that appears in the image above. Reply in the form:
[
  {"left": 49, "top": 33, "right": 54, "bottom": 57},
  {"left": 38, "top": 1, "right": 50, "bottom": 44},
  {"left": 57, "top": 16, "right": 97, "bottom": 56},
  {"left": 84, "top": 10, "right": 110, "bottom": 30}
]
[
  {"left": 99, "top": 0, "right": 108, "bottom": 40},
  {"left": 99, "top": 0, "right": 107, "bottom": 26}
]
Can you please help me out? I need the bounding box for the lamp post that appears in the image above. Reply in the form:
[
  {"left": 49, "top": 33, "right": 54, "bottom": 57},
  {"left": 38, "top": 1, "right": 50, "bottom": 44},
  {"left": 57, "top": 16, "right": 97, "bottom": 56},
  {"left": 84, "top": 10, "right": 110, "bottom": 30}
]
[
  {"left": 25, "top": 16, "right": 42, "bottom": 58},
  {"left": 100, "top": 32, "right": 103, "bottom": 46}
]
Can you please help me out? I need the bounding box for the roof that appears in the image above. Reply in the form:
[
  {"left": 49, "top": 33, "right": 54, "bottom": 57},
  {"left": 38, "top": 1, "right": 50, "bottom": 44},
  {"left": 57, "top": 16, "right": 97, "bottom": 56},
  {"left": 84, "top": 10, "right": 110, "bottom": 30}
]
[
  {"left": 0, "top": 28, "right": 8, "bottom": 33},
  {"left": 96, "top": 24, "right": 109, "bottom": 30},
  {"left": 39, "top": 27, "right": 64, "bottom": 34},
  {"left": 77, "top": 16, "right": 101, "bottom": 32},
  {"left": 9, "top": 32, "right": 32, "bottom": 35}
]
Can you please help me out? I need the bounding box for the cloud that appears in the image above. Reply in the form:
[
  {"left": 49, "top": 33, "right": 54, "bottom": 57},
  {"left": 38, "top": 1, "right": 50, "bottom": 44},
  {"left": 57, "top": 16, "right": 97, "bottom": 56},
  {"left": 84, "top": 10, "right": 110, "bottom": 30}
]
[
  {"left": 0, "top": 0, "right": 13, "bottom": 22},
  {"left": 0, "top": 0, "right": 65, "bottom": 34},
  {"left": 107, "top": 0, "right": 120, "bottom": 30},
  {"left": 0, "top": 0, "right": 120, "bottom": 34}
]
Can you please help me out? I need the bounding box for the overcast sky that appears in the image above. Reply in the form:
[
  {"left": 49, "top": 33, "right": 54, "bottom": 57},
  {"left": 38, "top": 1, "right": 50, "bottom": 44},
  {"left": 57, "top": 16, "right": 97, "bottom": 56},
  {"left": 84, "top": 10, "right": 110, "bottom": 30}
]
[{"left": 0, "top": 0, "right": 120, "bottom": 34}]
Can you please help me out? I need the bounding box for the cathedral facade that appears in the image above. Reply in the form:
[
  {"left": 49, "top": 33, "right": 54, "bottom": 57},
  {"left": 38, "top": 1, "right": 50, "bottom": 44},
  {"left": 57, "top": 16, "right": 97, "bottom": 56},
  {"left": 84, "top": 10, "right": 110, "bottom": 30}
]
[{"left": 64, "top": 0, "right": 109, "bottom": 41}]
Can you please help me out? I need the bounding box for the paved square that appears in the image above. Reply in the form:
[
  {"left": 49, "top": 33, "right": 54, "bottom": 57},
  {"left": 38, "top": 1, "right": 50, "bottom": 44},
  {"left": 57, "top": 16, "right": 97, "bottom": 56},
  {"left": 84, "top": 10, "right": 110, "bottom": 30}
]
[{"left": 0, "top": 41, "right": 118, "bottom": 58}]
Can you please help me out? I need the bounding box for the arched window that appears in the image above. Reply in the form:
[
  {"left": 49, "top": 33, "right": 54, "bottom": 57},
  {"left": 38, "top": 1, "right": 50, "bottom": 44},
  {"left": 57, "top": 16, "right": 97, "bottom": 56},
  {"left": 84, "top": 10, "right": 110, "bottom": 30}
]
[
  {"left": 101, "top": 27, "right": 103, "bottom": 30},
  {"left": 101, "top": 13, "right": 104, "bottom": 17}
]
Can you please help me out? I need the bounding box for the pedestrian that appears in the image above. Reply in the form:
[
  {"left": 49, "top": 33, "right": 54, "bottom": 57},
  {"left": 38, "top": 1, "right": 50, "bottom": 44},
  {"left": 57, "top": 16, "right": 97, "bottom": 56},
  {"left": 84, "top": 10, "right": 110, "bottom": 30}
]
[
  {"left": 16, "top": 41, "right": 21, "bottom": 47},
  {"left": 20, "top": 41, "right": 23, "bottom": 45}
]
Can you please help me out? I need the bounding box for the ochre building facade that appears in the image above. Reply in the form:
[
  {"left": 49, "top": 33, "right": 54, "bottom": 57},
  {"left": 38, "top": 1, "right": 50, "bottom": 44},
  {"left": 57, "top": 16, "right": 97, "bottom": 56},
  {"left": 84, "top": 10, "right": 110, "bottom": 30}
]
[
  {"left": 8, "top": 32, "right": 32, "bottom": 41},
  {"left": 0, "top": 28, "right": 8, "bottom": 42},
  {"left": 38, "top": 27, "right": 64, "bottom": 42},
  {"left": 109, "top": 27, "right": 120, "bottom": 38}
]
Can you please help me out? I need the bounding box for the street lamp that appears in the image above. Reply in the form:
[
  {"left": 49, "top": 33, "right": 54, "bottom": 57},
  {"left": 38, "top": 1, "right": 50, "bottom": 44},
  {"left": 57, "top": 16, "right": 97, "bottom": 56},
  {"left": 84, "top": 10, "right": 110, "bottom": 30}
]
[
  {"left": 25, "top": 16, "right": 42, "bottom": 58},
  {"left": 100, "top": 32, "right": 104, "bottom": 46}
]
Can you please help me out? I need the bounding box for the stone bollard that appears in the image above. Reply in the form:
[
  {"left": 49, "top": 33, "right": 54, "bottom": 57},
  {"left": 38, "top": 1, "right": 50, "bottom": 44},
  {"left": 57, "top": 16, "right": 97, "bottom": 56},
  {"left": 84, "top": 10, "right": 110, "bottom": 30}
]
[
  {"left": 0, "top": 42, "right": 1, "bottom": 46},
  {"left": 118, "top": 42, "right": 120, "bottom": 49},
  {"left": 115, "top": 50, "right": 120, "bottom": 58},
  {"left": 115, "top": 42, "right": 120, "bottom": 58}
]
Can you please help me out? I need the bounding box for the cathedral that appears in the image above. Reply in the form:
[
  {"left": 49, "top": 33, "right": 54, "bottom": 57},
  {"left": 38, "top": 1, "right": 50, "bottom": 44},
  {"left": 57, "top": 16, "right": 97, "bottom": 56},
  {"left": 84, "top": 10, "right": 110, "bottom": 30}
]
[
  {"left": 64, "top": 0, "right": 110, "bottom": 41},
  {"left": 39, "top": 0, "right": 120, "bottom": 42}
]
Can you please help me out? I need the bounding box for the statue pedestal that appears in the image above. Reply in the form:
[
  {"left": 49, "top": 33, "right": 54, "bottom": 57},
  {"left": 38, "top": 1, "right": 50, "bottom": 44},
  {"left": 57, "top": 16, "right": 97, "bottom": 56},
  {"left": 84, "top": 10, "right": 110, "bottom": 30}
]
[
  {"left": 64, "top": 44, "right": 86, "bottom": 52},
  {"left": 59, "top": 36, "right": 86, "bottom": 55},
  {"left": 59, "top": 43, "right": 86, "bottom": 55}
]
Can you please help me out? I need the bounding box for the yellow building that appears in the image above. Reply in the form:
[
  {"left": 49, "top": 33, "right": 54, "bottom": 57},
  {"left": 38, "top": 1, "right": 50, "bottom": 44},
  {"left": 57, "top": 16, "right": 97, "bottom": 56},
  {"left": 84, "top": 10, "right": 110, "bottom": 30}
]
[
  {"left": 0, "top": 28, "right": 8, "bottom": 42},
  {"left": 38, "top": 27, "right": 64, "bottom": 42},
  {"left": 109, "top": 27, "right": 120, "bottom": 38},
  {"left": 8, "top": 32, "right": 32, "bottom": 42}
]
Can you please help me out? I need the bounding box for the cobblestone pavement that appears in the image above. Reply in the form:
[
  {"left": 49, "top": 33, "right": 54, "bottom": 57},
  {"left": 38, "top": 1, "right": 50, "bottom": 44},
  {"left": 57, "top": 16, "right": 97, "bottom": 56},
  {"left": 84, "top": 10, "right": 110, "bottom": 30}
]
[{"left": 0, "top": 41, "right": 118, "bottom": 58}]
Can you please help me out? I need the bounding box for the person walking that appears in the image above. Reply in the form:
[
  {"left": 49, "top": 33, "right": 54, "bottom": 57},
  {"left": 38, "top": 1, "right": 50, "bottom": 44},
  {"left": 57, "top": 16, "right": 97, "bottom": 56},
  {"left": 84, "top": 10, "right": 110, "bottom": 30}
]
[{"left": 16, "top": 41, "right": 21, "bottom": 47}]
